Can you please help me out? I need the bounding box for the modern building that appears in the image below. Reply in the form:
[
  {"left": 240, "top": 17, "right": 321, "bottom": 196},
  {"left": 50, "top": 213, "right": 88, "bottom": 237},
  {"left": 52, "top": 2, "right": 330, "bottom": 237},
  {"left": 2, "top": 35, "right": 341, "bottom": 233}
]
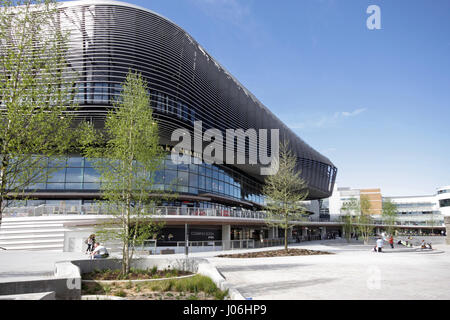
[
  {"left": 327, "top": 184, "right": 447, "bottom": 234},
  {"left": 0, "top": 0, "right": 337, "bottom": 251}
]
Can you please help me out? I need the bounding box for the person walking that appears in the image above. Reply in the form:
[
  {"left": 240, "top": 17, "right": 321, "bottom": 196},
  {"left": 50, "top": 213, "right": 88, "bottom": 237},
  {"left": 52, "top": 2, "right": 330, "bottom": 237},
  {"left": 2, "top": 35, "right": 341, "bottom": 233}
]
[
  {"left": 389, "top": 235, "right": 394, "bottom": 249},
  {"left": 85, "top": 234, "right": 95, "bottom": 254}
]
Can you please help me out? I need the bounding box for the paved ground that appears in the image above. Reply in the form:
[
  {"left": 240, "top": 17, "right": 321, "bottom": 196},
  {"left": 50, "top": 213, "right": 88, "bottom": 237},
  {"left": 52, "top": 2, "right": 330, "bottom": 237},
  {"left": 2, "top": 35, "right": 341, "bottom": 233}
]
[
  {"left": 0, "top": 251, "right": 86, "bottom": 282},
  {"left": 208, "top": 241, "right": 450, "bottom": 300},
  {"left": 1, "top": 240, "right": 449, "bottom": 300}
]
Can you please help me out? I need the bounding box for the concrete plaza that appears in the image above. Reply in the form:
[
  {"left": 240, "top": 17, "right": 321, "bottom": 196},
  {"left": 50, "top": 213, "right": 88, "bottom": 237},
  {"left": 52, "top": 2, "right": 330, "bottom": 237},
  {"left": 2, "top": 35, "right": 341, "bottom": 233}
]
[
  {"left": 1, "top": 240, "right": 449, "bottom": 300},
  {"left": 208, "top": 241, "right": 450, "bottom": 300}
]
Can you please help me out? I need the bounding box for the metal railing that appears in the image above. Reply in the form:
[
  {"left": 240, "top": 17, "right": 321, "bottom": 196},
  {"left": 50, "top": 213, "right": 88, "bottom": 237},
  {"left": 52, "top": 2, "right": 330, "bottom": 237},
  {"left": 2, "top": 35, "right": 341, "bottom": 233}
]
[
  {"left": 3, "top": 204, "right": 446, "bottom": 228},
  {"left": 2, "top": 204, "right": 269, "bottom": 220},
  {"left": 105, "top": 239, "right": 157, "bottom": 255},
  {"left": 176, "top": 239, "right": 256, "bottom": 252}
]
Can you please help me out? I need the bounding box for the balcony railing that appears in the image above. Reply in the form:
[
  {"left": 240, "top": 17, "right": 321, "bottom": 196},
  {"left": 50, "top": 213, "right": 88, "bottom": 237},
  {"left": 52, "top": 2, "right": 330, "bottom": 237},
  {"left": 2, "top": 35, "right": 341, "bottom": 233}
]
[
  {"left": 3, "top": 204, "right": 445, "bottom": 227},
  {"left": 2, "top": 204, "right": 269, "bottom": 220}
]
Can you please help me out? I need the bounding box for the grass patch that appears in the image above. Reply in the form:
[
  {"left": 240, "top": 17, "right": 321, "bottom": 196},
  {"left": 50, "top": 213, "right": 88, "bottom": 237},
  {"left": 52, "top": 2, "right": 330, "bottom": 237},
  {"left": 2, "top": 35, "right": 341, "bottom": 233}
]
[{"left": 81, "top": 274, "right": 228, "bottom": 300}]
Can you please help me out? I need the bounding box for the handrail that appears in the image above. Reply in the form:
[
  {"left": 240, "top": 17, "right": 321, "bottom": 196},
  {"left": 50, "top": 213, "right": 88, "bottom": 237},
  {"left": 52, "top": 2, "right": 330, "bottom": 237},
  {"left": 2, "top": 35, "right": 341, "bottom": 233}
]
[{"left": 2, "top": 204, "right": 445, "bottom": 227}]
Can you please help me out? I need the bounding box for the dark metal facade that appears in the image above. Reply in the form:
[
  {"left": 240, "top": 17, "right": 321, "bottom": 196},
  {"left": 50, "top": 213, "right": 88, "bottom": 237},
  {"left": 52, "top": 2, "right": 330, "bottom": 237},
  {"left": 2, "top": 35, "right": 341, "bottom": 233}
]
[{"left": 59, "top": 0, "right": 337, "bottom": 200}]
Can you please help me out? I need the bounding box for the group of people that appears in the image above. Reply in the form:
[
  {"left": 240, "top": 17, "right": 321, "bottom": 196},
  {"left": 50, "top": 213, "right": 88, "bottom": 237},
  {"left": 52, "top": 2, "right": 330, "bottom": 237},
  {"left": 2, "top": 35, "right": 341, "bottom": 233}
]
[
  {"left": 375, "top": 234, "right": 434, "bottom": 252},
  {"left": 373, "top": 234, "right": 394, "bottom": 253},
  {"left": 84, "top": 234, "right": 109, "bottom": 259}
]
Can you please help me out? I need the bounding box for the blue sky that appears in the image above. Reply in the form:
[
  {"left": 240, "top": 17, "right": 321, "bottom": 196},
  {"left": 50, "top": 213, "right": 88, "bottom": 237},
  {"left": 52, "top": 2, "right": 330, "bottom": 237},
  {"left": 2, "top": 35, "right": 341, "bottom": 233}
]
[{"left": 88, "top": 0, "right": 450, "bottom": 196}]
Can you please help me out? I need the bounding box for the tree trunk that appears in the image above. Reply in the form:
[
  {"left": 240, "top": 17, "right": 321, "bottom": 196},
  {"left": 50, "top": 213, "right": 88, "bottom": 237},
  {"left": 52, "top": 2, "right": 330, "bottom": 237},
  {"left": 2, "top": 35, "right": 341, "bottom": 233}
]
[{"left": 284, "top": 226, "right": 288, "bottom": 252}]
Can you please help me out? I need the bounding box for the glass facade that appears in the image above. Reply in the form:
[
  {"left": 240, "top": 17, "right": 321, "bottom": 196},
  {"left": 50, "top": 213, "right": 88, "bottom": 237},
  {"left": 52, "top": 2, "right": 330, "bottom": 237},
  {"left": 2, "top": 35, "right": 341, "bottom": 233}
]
[
  {"left": 440, "top": 199, "right": 450, "bottom": 208},
  {"left": 25, "top": 154, "right": 265, "bottom": 207}
]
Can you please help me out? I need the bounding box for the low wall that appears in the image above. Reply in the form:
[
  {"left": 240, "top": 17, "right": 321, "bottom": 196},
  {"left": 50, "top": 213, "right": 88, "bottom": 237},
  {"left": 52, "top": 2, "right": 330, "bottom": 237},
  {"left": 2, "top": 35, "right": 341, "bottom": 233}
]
[
  {"left": 0, "top": 291, "right": 55, "bottom": 300},
  {"left": 0, "top": 256, "right": 243, "bottom": 300}
]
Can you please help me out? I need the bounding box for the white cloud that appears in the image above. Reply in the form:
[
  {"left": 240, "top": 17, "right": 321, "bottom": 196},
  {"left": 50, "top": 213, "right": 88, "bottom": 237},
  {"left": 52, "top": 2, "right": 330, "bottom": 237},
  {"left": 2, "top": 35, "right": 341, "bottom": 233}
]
[
  {"left": 288, "top": 107, "right": 368, "bottom": 130},
  {"left": 341, "top": 108, "right": 367, "bottom": 117}
]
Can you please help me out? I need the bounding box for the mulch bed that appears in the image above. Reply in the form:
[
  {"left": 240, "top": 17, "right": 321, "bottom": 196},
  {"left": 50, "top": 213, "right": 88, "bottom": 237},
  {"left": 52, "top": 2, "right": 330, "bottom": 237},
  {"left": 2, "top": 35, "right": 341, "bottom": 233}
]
[
  {"left": 83, "top": 270, "right": 192, "bottom": 281},
  {"left": 217, "top": 249, "right": 333, "bottom": 258}
]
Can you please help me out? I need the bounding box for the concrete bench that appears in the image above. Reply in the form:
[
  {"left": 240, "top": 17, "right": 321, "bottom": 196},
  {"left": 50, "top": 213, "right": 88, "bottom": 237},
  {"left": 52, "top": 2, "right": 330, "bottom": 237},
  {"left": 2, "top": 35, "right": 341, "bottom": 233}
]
[{"left": 160, "top": 249, "right": 175, "bottom": 255}]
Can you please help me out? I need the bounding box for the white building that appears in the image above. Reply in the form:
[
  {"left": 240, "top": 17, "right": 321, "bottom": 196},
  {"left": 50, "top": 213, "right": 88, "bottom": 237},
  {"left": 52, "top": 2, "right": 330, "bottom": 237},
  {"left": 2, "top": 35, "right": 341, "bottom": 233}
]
[{"left": 327, "top": 184, "right": 447, "bottom": 228}]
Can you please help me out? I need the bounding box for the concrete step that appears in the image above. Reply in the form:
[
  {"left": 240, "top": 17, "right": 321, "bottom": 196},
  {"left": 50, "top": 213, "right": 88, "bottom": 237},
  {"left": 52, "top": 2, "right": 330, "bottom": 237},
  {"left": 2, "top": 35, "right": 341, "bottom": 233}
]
[
  {"left": 0, "top": 243, "right": 63, "bottom": 251},
  {"left": 0, "top": 234, "right": 65, "bottom": 241},
  {"left": 0, "top": 224, "right": 65, "bottom": 230},
  {"left": 0, "top": 228, "right": 68, "bottom": 236},
  {"left": 0, "top": 238, "right": 65, "bottom": 247}
]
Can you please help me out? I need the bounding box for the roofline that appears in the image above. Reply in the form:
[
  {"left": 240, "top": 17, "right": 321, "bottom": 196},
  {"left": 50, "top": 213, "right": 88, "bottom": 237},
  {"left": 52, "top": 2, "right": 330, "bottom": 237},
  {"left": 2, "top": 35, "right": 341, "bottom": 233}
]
[{"left": 57, "top": 0, "right": 334, "bottom": 167}]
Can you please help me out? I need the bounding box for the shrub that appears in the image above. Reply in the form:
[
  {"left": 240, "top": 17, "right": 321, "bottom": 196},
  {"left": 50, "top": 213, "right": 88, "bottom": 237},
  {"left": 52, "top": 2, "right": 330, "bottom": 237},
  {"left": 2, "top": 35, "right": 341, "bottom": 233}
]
[
  {"left": 115, "top": 290, "right": 127, "bottom": 297},
  {"left": 151, "top": 266, "right": 158, "bottom": 274}
]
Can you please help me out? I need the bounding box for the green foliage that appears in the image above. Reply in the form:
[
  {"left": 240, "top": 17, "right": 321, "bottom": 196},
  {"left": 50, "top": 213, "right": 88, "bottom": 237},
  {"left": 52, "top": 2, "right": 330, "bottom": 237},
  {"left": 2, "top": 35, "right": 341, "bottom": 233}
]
[
  {"left": 0, "top": 0, "right": 80, "bottom": 225},
  {"left": 80, "top": 71, "right": 174, "bottom": 274},
  {"left": 115, "top": 290, "right": 127, "bottom": 297},
  {"left": 341, "top": 196, "right": 374, "bottom": 244},
  {"left": 262, "top": 141, "right": 309, "bottom": 251},
  {"left": 355, "top": 195, "right": 374, "bottom": 244},
  {"left": 382, "top": 199, "right": 398, "bottom": 235},
  {"left": 151, "top": 266, "right": 158, "bottom": 275}
]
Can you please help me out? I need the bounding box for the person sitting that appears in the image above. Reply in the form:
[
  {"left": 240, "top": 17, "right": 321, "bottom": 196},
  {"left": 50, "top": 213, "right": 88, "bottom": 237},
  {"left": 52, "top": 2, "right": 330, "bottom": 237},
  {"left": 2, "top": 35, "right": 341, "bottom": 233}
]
[
  {"left": 376, "top": 237, "right": 384, "bottom": 252},
  {"left": 90, "top": 242, "right": 109, "bottom": 259},
  {"left": 421, "top": 240, "right": 427, "bottom": 249}
]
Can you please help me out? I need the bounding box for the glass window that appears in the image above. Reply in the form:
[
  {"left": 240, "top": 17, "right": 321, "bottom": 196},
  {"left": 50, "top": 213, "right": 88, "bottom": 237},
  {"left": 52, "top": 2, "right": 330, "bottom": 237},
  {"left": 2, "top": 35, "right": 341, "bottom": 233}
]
[
  {"left": 84, "top": 159, "right": 97, "bottom": 168},
  {"left": 205, "top": 167, "right": 212, "bottom": 177},
  {"left": 205, "top": 177, "right": 212, "bottom": 191},
  {"left": 66, "top": 168, "right": 83, "bottom": 183},
  {"left": 440, "top": 199, "right": 450, "bottom": 208},
  {"left": 47, "top": 183, "right": 65, "bottom": 190},
  {"left": 153, "top": 170, "right": 164, "bottom": 184},
  {"left": 212, "top": 180, "right": 218, "bottom": 192},
  {"left": 218, "top": 181, "right": 224, "bottom": 193},
  {"left": 164, "top": 170, "right": 177, "bottom": 186},
  {"left": 178, "top": 171, "right": 189, "bottom": 186},
  {"left": 199, "top": 176, "right": 205, "bottom": 190},
  {"left": 189, "top": 163, "right": 198, "bottom": 173},
  {"left": 47, "top": 168, "right": 66, "bottom": 183},
  {"left": 165, "top": 159, "right": 177, "bottom": 170},
  {"left": 189, "top": 173, "right": 198, "bottom": 188},
  {"left": 48, "top": 157, "right": 67, "bottom": 167},
  {"left": 189, "top": 187, "right": 198, "bottom": 195},
  {"left": 65, "top": 183, "right": 82, "bottom": 190},
  {"left": 83, "top": 183, "right": 100, "bottom": 190},
  {"left": 178, "top": 163, "right": 189, "bottom": 172},
  {"left": 213, "top": 169, "right": 219, "bottom": 180},
  {"left": 28, "top": 183, "right": 46, "bottom": 190},
  {"left": 67, "top": 157, "right": 83, "bottom": 167},
  {"left": 84, "top": 168, "right": 100, "bottom": 183},
  {"left": 198, "top": 165, "right": 205, "bottom": 176}
]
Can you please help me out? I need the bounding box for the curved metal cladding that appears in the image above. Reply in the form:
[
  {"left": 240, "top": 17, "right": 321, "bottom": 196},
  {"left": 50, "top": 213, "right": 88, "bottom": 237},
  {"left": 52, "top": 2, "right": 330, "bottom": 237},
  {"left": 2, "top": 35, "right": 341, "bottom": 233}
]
[{"left": 59, "top": 0, "right": 337, "bottom": 199}]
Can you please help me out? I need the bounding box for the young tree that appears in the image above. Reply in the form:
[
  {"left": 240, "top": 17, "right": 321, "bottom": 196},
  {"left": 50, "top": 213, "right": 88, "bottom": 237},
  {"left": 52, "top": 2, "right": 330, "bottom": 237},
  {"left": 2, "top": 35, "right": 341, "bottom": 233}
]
[
  {"left": 341, "top": 198, "right": 359, "bottom": 242},
  {"left": 355, "top": 195, "right": 374, "bottom": 244},
  {"left": 262, "top": 141, "right": 309, "bottom": 252},
  {"left": 0, "top": 0, "right": 78, "bottom": 227},
  {"left": 82, "top": 71, "right": 168, "bottom": 275},
  {"left": 382, "top": 199, "right": 398, "bottom": 236}
]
